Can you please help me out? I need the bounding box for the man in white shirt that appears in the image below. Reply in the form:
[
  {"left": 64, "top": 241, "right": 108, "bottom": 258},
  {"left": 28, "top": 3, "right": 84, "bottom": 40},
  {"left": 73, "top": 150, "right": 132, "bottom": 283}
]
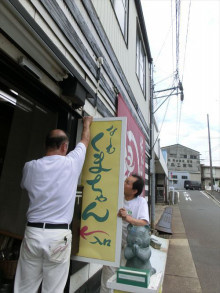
[
  {"left": 100, "top": 174, "right": 149, "bottom": 293},
  {"left": 14, "top": 116, "right": 93, "bottom": 293}
]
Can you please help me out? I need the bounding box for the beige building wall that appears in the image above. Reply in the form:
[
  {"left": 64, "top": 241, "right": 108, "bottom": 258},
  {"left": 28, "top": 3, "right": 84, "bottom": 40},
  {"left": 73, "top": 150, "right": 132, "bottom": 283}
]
[
  {"left": 92, "top": 0, "right": 150, "bottom": 123},
  {"left": 163, "top": 144, "right": 200, "bottom": 173}
]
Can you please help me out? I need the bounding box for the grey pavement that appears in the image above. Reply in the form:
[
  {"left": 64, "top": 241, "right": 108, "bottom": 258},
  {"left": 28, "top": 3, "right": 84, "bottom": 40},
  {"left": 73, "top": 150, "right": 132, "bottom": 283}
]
[
  {"left": 155, "top": 204, "right": 202, "bottom": 293},
  {"left": 206, "top": 190, "right": 220, "bottom": 204}
]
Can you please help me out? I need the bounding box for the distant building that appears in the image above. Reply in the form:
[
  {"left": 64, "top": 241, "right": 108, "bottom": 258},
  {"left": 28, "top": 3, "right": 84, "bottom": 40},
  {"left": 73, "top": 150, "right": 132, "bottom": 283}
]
[
  {"left": 161, "top": 144, "right": 201, "bottom": 190},
  {"left": 201, "top": 165, "right": 220, "bottom": 190}
]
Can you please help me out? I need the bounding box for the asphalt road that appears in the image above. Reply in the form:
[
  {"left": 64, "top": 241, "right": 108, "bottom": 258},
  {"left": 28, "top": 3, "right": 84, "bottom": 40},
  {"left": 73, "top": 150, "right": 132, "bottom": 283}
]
[{"left": 178, "top": 190, "right": 220, "bottom": 293}]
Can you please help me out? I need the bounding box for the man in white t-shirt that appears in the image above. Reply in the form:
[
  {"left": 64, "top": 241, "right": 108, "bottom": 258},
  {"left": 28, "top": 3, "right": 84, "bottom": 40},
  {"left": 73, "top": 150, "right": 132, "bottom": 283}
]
[
  {"left": 100, "top": 174, "right": 149, "bottom": 293},
  {"left": 14, "top": 116, "right": 93, "bottom": 293}
]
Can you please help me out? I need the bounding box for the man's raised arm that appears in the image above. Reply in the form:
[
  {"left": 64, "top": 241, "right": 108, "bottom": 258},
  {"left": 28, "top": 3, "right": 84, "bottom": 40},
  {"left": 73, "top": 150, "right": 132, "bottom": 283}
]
[{"left": 80, "top": 116, "right": 93, "bottom": 148}]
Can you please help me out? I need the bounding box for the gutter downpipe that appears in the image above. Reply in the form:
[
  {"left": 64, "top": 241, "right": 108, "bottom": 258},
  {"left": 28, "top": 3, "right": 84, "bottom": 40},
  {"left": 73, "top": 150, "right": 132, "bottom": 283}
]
[{"left": 150, "top": 61, "right": 155, "bottom": 229}]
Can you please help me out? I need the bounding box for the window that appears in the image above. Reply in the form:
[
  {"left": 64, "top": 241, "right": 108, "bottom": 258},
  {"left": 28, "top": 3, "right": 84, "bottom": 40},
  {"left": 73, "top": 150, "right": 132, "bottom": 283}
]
[
  {"left": 190, "top": 155, "right": 197, "bottom": 159},
  {"left": 182, "top": 176, "right": 188, "bottom": 179},
  {"left": 111, "top": 0, "right": 128, "bottom": 42},
  {"left": 136, "top": 28, "right": 146, "bottom": 94},
  {"left": 172, "top": 175, "right": 178, "bottom": 179}
]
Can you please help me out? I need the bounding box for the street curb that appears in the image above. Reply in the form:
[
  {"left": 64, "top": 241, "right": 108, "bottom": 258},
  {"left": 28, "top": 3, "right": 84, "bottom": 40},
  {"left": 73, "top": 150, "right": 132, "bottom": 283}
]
[
  {"left": 162, "top": 204, "right": 202, "bottom": 293},
  {"left": 205, "top": 191, "right": 220, "bottom": 205}
]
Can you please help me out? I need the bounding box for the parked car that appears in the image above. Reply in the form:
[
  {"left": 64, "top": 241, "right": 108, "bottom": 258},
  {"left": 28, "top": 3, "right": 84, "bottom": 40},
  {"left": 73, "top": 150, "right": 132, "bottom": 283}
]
[{"left": 184, "top": 180, "right": 201, "bottom": 190}]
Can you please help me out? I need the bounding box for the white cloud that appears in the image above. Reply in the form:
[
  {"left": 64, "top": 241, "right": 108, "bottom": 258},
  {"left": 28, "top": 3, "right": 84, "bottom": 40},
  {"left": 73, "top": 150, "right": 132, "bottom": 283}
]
[{"left": 142, "top": 0, "right": 220, "bottom": 166}]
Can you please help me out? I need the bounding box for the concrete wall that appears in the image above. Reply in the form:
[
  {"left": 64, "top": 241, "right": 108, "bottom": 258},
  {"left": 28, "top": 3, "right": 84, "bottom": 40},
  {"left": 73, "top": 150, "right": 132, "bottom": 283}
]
[{"left": 163, "top": 144, "right": 200, "bottom": 173}]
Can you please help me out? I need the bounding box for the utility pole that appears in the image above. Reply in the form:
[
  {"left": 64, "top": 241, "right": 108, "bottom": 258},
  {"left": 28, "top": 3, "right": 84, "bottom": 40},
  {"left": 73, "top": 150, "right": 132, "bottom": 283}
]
[
  {"left": 207, "top": 114, "right": 214, "bottom": 191},
  {"left": 150, "top": 62, "right": 155, "bottom": 229},
  {"left": 150, "top": 69, "right": 184, "bottom": 229},
  {"left": 150, "top": 82, "right": 184, "bottom": 228}
]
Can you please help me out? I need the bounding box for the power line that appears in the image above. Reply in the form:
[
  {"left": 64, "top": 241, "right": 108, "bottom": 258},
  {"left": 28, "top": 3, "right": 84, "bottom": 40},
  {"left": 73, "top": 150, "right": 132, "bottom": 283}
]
[
  {"left": 152, "top": 81, "right": 177, "bottom": 148},
  {"left": 171, "top": 0, "right": 175, "bottom": 73},
  {"left": 174, "top": 0, "right": 183, "bottom": 145},
  {"left": 153, "top": 95, "right": 172, "bottom": 149},
  {"left": 155, "top": 21, "right": 173, "bottom": 63},
  {"left": 150, "top": 0, "right": 185, "bottom": 150},
  {"left": 181, "top": 0, "right": 192, "bottom": 82},
  {"left": 153, "top": 72, "right": 176, "bottom": 86},
  {"left": 175, "top": 0, "right": 181, "bottom": 79}
]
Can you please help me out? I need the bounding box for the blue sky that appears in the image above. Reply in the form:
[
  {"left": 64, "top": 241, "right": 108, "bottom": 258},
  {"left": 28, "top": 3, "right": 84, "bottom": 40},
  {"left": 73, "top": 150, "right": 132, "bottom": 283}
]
[{"left": 141, "top": 0, "right": 220, "bottom": 167}]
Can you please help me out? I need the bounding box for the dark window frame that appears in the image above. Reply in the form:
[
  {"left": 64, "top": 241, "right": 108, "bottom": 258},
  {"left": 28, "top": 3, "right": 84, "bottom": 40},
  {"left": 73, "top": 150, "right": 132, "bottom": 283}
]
[
  {"left": 111, "top": 0, "right": 129, "bottom": 45},
  {"left": 136, "top": 22, "right": 146, "bottom": 97}
]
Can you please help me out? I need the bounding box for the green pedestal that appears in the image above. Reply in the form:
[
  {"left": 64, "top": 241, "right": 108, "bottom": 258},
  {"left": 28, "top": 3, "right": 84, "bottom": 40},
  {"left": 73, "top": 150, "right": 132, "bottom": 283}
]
[{"left": 117, "top": 267, "right": 150, "bottom": 288}]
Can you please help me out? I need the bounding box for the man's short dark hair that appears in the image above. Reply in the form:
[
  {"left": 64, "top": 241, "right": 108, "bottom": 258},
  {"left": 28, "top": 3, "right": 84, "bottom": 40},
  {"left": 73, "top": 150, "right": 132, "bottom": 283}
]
[
  {"left": 45, "top": 130, "right": 69, "bottom": 150},
  {"left": 132, "top": 174, "right": 144, "bottom": 197}
]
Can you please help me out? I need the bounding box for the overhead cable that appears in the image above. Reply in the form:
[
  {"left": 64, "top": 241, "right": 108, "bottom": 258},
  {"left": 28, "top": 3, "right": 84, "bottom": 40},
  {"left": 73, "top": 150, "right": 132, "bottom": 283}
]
[{"left": 181, "top": 0, "right": 192, "bottom": 82}]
